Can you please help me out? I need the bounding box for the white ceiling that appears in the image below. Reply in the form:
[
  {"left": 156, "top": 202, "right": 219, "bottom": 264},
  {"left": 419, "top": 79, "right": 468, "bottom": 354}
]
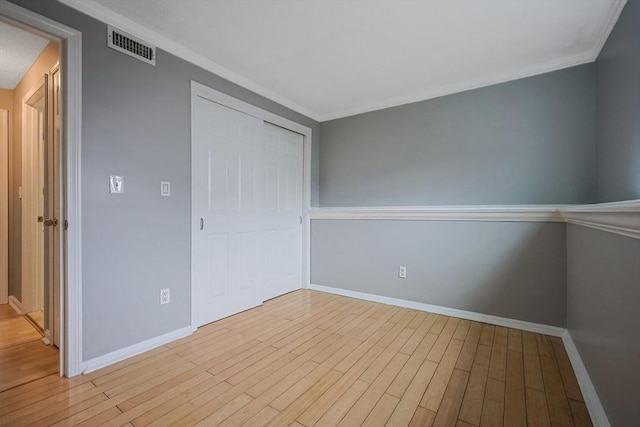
[
  {"left": 57, "top": 0, "right": 626, "bottom": 121},
  {"left": 0, "top": 21, "right": 49, "bottom": 90}
]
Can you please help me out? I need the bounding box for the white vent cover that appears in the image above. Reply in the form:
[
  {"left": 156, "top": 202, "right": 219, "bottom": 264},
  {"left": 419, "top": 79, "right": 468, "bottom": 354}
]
[{"left": 107, "top": 25, "right": 156, "bottom": 66}]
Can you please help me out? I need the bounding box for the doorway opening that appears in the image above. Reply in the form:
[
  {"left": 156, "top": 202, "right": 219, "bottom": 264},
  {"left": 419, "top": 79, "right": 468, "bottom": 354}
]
[
  {"left": 0, "top": 19, "right": 61, "bottom": 390},
  {"left": 1, "top": 0, "right": 83, "bottom": 378}
]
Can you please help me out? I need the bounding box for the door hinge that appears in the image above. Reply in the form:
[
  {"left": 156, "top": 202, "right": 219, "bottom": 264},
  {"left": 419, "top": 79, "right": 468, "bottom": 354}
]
[{"left": 64, "top": 219, "right": 68, "bottom": 230}]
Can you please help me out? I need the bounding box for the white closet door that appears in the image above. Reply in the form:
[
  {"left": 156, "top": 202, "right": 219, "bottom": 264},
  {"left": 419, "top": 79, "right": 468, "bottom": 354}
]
[
  {"left": 192, "top": 97, "right": 265, "bottom": 327},
  {"left": 262, "top": 122, "right": 303, "bottom": 301}
]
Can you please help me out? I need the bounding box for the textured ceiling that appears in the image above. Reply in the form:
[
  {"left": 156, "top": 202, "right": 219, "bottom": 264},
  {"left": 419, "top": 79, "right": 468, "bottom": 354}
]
[
  {"left": 0, "top": 21, "right": 49, "bottom": 90},
  {"left": 58, "top": 0, "right": 626, "bottom": 121}
]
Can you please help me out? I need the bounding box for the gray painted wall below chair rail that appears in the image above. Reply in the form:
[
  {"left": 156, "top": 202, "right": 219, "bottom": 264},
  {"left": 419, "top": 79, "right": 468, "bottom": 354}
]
[
  {"left": 566, "top": 224, "right": 640, "bottom": 427},
  {"left": 311, "top": 220, "right": 567, "bottom": 327},
  {"left": 595, "top": 0, "right": 640, "bottom": 202},
  {"left": 319, "top": 64, "right": 596, "bottom": 207}
]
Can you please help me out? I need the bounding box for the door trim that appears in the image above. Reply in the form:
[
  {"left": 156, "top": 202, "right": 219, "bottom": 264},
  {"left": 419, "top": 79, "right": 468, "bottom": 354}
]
[
  {"left": 0, "top": 0, "right": 83, "bottom": 377},
  {"left": 0, "top": 109, "right": 8, "bottom": 305},
  {"left": 190, "top": 81, "right": 312, "bottom": 331}
]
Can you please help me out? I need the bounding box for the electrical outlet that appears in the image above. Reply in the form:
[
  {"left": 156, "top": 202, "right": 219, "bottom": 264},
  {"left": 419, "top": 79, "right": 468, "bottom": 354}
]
[
  {"left": 160, "top": 288, "right": 170, "bottom": 304},
  {"left": 398, "top": 266, "right": 407, "bottom": 279}
]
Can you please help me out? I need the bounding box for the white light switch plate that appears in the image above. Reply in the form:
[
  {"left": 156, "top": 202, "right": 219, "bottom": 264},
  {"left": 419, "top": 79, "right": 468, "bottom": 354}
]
[
  {"left": 110, "top": 175, "right": 124, "bottom": 194},
  {"left": 160, "top": 181, "right": 171, "bottom": 197}
]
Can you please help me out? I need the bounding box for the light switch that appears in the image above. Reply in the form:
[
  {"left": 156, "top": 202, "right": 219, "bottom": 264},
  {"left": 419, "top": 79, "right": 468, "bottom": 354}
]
[
  {"left": 110, "top": 175, "right": 124, "bottom": 194},
  {"left": 160, "top": 181, "right": 171, "bottom": 197}
]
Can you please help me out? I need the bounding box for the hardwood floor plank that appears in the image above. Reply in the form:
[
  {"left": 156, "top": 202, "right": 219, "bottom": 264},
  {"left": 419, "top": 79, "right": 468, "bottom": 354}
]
[
  {"left": 522, "top": 331, "right": 545, "bottom": 391},
  {"left": 427, "top": 317, "right": 460, "bottom": 363},
  {"left": 359, "top": 327, "right": 413, "bottom": 383},
  {"left": 241, "top": 405, "right": 280, "bottom": 427},
  {"left": 420, "top": 338, "right": 464, "bottom": 411},
  {"left": 568, "top": 398, "right": 593, "bottom": 427},
  {"left": 400, "top": 313, "right": 437, "bottom": 355},
  {"left": 296, "top": 343, "right": 387, "bottom": 426},
  {"left": 409, "top": 407, "right": 436, "bottom": 427},
  {"left": 453, "top": 319, "right": 471, "bottom": 341},
  {"left": 0, "top": 340, "right": 58, "bottom": 392},
  {"left": 526, "top": 387, "right": 552, "bottom": 427},
  {"left": 536, "top": 334, "right": 555, "bottom": 358},
  {"left": 504, "top": 350, "right": 526, "bottom": 427},
  {"left": 478, "top": 324, "right": 495, "bottom": 347},
  {"left": 264, "top": 370, "right": 343, "bottom": 427},
  {"left": 338, "top": 353, "right": 409, "bottom": 426},
  {"left": 540, "top": 355, "right": 574, "bottom": 427},
  {"left": 507, "top": 329, "right": 523, "bottom": 352},
  {"left": 314, "top": 379, "right": 370, "bottom": 427},
  {"left": 387, "top": 333, "right": 438, "bottom": 398},
  {"left": 458, "top": 344, "right": 491, "bottom": 425},
  {"left": 362, "top": 393, "right": 399, "bottom": 427},
  {"left": 479, "top": 377, "right": 505, "bottom": 427},
  {"left": 386, "top": 359, "right": 438, "bottom": 426},
  {"left": 59, "top": 405, "right": 123, "bottom": 427},
  {"left": 488, "top": 326, "right": 508, "bottom": 381},
  {"left": 0, "top": 291, "right": 592, "bottom": 427},
  {"left": 104, "top": 372, "right": 214, "bottom": 426},
  {"left": 192, "top": 393, "right": 253, "bottom": 426},
  {"left": 428, "top": 315, "right": 448, "bottom": 335},
  {"left": 455, "top": 322, "right": 482, "bottom": 372},
  {"left": 432, "top": 368, "right": 469, "bottom": 427}
]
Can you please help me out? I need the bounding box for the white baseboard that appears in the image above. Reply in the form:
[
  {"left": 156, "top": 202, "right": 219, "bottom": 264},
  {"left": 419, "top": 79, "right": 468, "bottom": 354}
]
[
  {"left": 81, "top": 326, "right": 192, "bottom": 374},
  {"left": 561, "top": 331, "right": 611, "bottom": 427},
  {"left": 8, "top": 295, "right": 23, "bottom": 314},
  {"left": 309, "top": 284, "right": 566, "bottom": 337},
  {"left": 309, "top": 284, "right": 610, "bottom": 426}
]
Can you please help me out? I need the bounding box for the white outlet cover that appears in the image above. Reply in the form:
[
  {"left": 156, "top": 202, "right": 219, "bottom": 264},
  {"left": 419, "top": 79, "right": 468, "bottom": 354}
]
[
  {"left": 399, "top": 266, "right": 407, "bottom": 279},
  {"left": 110, "top": 175, "right": 124, "bottom": 194},
  {"left": 160, "top": 181, "right": 171, "bottom": 197},
  {"left": 160, "top": 288, "right": 170, "bottom": 304}
]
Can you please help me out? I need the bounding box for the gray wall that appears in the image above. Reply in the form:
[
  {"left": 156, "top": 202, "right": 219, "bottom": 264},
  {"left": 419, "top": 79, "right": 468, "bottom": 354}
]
[
  {"left": 312, "top": 220, "right": 567, "bottom": 327},
  {"left": 10, "top": 0, "right": 319, "bottom": 359},
  {"left": 568, "top": 4, "right": 640, "bottom": 426},
  {"left": 567, "top": 224, "right": 640, "bottom": 427},
  {"left": 319, "top": 64, "right": 596, "bottom": 207},
  {"left": 595, "top": 0, "right": 640, "bottom": 202}
]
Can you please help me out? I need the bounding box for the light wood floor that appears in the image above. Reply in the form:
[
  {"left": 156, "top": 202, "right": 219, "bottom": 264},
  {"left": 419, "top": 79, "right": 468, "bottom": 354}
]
[
  {"left": 0, "top": 290, "right": 591, "bottom": 427},
  {"left": 0, "top": 304, "right": 59, "bottom": 392}
]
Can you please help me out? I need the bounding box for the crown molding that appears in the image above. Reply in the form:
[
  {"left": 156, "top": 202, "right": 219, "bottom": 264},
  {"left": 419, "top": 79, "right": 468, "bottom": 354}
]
[
  {"left": 55, "top": 0, "right": 625, "bottom": 123},
  {"left": 590, "top": 0, "right": 628, "bottom": 61},
  {"left": 55, "top": 0, "right": 322, "bottom": 122}
]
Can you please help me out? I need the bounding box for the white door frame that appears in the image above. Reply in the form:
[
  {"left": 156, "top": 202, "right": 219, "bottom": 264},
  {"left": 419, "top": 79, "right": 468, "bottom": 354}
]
[
  {"left": 0, "top": 0, "right": 83, "bottom": 377},
  {"left": 190, "top": 81, "right": 312, "bottom": 330},
  {"left": 0, "top": 109, "right": 8, "bottom": 305}
]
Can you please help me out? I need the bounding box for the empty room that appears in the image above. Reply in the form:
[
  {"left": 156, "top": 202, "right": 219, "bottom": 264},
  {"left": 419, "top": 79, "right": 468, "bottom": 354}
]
[{"left": 0, "top": 0, "right": 638, "bottom": 426}]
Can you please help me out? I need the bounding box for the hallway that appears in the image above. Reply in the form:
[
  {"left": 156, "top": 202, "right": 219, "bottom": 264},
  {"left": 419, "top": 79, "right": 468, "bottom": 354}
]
[{"left": 0, "top": 304, "right": 58, "bottom": 392}]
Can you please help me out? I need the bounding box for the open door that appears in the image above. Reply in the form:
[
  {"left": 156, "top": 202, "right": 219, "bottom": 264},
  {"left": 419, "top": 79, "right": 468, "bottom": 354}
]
[
  {"left": 45, "top": 62, "right": 61, "bottom": 347},
  {"left": 21, "top": 76, "right": 46, "bottom": 325},
  {"left": 21, "top": 64, "right": 61, "bottom": 347}
]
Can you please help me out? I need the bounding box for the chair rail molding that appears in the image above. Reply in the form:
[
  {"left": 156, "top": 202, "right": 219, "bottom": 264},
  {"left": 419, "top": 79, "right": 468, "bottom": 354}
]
[
  {"left": 310, "top": 201, "right": 640, "bottom": 240},
  {"left": 309, "top": 205, "right": 565, "bottom": 222},
  {"left": 560, "top": 200, "right": 640, "bottom": 239}
]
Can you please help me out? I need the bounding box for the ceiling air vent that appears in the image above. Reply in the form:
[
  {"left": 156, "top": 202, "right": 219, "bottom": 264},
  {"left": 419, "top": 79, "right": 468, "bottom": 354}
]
[{"left": 107, "top": 25, "right": 156, "bottom": 66}]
